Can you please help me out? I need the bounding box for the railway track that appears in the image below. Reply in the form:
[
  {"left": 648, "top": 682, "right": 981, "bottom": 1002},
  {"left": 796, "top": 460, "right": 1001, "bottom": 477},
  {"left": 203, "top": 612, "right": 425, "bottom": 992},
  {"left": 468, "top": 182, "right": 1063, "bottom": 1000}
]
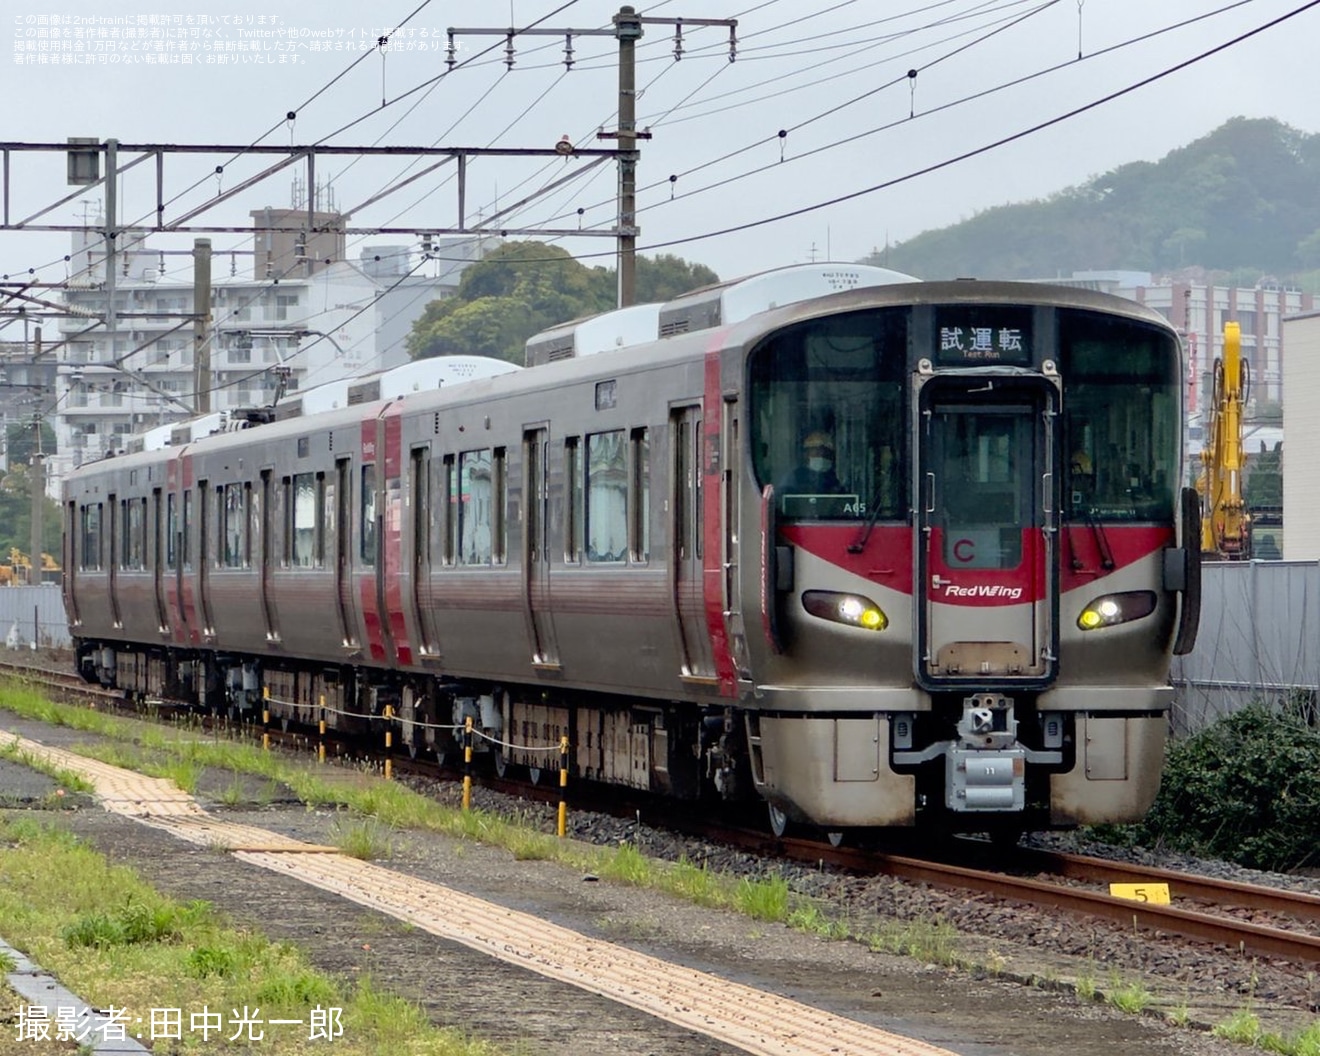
[{"left": 5, "top": 655, "right": 1319, "bottom": 968}]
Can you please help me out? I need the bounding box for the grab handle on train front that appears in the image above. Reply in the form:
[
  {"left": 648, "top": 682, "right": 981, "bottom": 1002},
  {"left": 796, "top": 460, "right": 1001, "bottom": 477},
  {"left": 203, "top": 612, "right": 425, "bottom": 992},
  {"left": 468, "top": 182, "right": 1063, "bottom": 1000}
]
[{"left": 1167, "top": 486, "right": 1202, "bottom": 655}]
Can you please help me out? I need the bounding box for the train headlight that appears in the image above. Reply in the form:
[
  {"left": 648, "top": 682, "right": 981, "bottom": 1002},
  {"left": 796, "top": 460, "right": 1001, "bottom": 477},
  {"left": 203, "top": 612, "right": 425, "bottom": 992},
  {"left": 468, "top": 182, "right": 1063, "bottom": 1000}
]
[
  {"left": 802, "top": 591, "right": 888, "bottom": 631},
  {"left": 1077, "top": 591, "right": 1156, "bottom": 630}
]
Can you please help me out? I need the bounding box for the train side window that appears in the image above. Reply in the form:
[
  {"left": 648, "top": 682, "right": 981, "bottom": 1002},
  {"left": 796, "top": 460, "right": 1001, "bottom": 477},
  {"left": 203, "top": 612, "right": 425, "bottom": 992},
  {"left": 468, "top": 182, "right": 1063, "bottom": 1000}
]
[
  {"left": 586, "top": 430, "right": 627, "bottom": 563},
  {"left": 223, "top": 483, "right": 246, "bottom": 568},
  {"left": 564, "top": 436, "right": 581, "bottom": 563},
  {"left": 360, "top": 464, "right": 377, "bottom": 567},
  {"left": 458, "top": 448, "right": 494, "bottom": 565},
  {"left": 315, "top": 473, "right": 327, "bottom": 567},
  {"left": 80, "top": 503, "right": 102, "bottom": 571},
  {"left": 441, "top": 454, "right": 456, "bottom": 566},
  {"left": 122, "top": 498, "right": 146, "bottom": 571},
  {"left": 630, "top": 427, "right": 650, "bottom": 564},
  {"left": 291, "top": 472, "right": 317, "bottom": 568}
]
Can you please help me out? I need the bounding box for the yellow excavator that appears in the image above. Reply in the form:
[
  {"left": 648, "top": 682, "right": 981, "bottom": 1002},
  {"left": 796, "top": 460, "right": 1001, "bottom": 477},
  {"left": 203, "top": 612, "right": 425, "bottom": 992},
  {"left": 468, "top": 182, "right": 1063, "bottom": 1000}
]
[
  {"left": 1198, "top": 321, "right": 1250, "bottom": 559},
  {"left": 0, "top": 548, "right": 60, "bottom": 586}
]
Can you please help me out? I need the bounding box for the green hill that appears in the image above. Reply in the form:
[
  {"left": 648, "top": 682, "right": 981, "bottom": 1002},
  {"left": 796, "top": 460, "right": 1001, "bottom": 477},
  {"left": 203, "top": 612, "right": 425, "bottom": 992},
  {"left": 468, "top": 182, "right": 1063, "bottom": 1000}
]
[{"left": 864, "top": 117, "right": 1320, "bottom": 287}]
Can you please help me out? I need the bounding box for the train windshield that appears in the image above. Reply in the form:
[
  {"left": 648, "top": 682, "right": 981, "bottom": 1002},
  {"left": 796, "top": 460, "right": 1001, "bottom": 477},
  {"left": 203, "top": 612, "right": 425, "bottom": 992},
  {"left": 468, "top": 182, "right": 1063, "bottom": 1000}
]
[
  {"left": 749, "top": 308, "right": 908, "bottom": 522},
  {"left": 1059, "top": 310, "right": 1180, "bottom": 522}
]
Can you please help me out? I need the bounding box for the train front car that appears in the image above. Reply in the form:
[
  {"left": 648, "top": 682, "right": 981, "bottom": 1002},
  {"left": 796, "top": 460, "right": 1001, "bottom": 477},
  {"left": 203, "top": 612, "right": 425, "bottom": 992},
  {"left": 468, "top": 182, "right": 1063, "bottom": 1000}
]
[{"left": 741, "top": 281, "right": 1198, "bottom": 839}]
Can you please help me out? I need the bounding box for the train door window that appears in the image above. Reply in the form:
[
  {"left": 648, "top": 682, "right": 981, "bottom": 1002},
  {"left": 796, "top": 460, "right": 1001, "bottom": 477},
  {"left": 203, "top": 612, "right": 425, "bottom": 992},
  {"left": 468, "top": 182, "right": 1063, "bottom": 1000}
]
[
  {"left": 523, "top": 434, "right": 542, "bottom": 564},
  {"left": 493, "top": 447, "right": 507, "bottom": 565},
  {"left": 198, "top": 484, "right": 210, "bottom": 567},
  {"left": 585, "top": 430, "right": 627, "bottom": 563},
  {"left": 695, "top": 419, "right": 704, "bottom": 560},
  {"left": 249, "top": 481, "right": 262, "bottom": 571},
  {"left": 411, "top": 448, "right": 431, "bottom": 566},
  {"left": 564, "top": 436, "right": 581, "bottom": 563},
  {"left": 80, "top": 504, "right": 102, "bottom": 571},
  {"left": 360, "top": 464, "right": 377, "bottom": 566},
  {"left": 291, "top": 472, "right": 317, "bottom": 568},
  {"left": 315, "top": 473, "right": 327, "bottom": 566},
  {"left": 182, "top": 490, "right": 193, "bottom": 569},
  {"left": 166, "top": 493, "right": 177, "bottom": 570},
  {"left": 441, "top": 454, "right": 456, "bottom": 566},
  {"left": 152, "top": 489, "right": 162, "bottom": 570},
  {"left": 223, "top": 483, "right": 246, "bottom": 568},
  {"left": 458, "top": 448, "right": 493, "bottom": 565},
  {"left": 629, "top": 427, "right": 650, "bottom": 563}
]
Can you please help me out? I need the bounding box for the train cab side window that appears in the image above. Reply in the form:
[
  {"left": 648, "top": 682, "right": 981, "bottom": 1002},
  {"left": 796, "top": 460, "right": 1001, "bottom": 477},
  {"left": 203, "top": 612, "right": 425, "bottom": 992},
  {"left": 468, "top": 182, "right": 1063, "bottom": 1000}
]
[
  {"left": 360, "top": 464, "right": 377, "bottom": 567},
  {"left": 630, "top": 427, "right": 650, "bottom": 564},
  {"left": 564, "top": 437, "right": 582, "bottom": 563},
  {"left": 586, "top": 430, "right": 627, "bottom": 563},
  {"left": 222, "top": 483, "right": 246, "bottom": 568},
  {"left": 80, "top": 503, "right": 102, "bottom": 572}
]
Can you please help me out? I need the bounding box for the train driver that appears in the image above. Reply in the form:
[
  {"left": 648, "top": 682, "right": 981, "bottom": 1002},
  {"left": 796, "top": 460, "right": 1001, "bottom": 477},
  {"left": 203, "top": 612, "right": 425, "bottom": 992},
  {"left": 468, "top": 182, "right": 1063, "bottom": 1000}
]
[
  {"left": 1070, "top": 449, "right": 1094, "bottom": 505},
  {"left": 781, "top": 429, "right": 847, "bottom": 495}
]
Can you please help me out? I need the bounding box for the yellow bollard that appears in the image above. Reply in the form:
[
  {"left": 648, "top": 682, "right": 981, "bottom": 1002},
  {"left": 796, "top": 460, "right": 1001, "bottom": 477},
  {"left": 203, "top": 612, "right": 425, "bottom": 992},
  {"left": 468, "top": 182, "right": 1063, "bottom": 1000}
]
[
  {"left": 262, "top": 686, "right": 270, "bottom": 752},
  {"left": 557, "top": 735, "right": 569, "bottom": 838},
  {"left": 318, "top": 694, "right": 327, "bottom": 765},
  {"left": 384, "top": 704, "right": 393, "bottom": 781},
  {"left": 461, "top": 715, "right": 473, "bottom": 811}
]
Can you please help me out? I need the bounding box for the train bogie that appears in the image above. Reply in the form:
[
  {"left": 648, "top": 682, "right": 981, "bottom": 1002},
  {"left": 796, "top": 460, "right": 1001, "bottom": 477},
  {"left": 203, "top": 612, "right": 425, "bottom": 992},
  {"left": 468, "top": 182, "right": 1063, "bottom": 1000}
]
[{"left": 63, "top": 265, "right": 1197, "bottom": 836}]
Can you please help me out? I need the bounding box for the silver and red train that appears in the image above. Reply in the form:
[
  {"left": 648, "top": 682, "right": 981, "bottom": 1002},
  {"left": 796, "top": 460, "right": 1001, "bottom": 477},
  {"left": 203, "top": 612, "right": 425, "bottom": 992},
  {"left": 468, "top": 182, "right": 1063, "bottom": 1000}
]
[{"left": 63, "top": 265, "right": 1200, "bottom": 839}]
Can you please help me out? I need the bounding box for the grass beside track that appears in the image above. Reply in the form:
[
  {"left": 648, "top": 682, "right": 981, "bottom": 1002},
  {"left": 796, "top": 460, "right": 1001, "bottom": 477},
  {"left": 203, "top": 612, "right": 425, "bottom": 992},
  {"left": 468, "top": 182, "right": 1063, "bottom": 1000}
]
[{"left": 5, "top": 679, "right": 1320, "bottom": 1053}]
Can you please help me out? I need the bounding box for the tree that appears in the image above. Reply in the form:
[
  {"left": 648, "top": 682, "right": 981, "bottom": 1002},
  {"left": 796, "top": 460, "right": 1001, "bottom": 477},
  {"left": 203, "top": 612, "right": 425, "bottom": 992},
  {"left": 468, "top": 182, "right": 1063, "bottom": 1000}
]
[{"left": 407, "top": 241, "right": 720, "bottom": 364}]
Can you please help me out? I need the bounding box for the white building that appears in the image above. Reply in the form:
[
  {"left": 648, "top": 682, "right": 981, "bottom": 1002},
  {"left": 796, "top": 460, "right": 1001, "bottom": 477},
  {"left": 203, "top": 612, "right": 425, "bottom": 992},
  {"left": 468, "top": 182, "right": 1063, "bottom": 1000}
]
[
  {"left": 1281, "top": 310, "right": 1320, "bottom": 560},
  {"left": 48, "top": 220, "right": 489, "bottom": 485}
]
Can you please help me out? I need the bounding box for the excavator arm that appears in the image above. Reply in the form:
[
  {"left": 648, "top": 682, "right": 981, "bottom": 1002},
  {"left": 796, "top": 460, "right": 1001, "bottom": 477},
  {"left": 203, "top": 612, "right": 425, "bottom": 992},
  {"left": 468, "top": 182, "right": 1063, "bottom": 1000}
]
[{"left": 1199, "top": 321, "right": 1250, "bottom": 559}]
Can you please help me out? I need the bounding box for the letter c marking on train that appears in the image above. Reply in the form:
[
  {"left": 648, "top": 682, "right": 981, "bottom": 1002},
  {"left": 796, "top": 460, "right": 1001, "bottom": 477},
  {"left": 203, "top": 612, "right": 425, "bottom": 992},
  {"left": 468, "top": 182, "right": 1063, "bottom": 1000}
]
[{"left": 953, "top": 538, "right": 975, "bottom": 563}]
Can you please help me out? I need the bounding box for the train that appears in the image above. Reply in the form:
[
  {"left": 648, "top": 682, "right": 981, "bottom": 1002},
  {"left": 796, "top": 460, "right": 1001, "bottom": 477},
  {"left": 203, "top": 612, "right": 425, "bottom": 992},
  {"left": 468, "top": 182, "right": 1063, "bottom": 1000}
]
[{"left": 62, "top": 264, "right": 1201, "bottom": 841}]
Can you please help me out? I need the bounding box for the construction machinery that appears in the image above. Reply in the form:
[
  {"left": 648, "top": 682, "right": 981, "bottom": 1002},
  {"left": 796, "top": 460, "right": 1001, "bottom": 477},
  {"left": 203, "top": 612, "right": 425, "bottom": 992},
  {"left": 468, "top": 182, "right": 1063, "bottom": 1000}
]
[
  {"left": 1198, "top": 321, "right": 1250, "bottom": 559},
  {"left": 0, "top": 548, "right": 59, "bottom": 586}
]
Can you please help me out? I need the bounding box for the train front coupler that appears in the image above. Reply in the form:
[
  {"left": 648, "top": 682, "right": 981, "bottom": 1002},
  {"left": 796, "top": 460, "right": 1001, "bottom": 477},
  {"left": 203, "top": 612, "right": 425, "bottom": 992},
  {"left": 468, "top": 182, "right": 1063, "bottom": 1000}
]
[{"left": 892, "top": 694, "right": 1062, "bottom": 813}]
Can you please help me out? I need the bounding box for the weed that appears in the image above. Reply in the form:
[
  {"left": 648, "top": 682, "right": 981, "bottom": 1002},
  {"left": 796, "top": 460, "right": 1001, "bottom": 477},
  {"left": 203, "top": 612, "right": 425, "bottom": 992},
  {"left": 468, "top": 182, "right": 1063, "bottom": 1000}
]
[
  {"left": 599, "top": 843, "right": 653, "bottom": 887},
  {"left": 1075, "top": 964, "right": 1097, "bottom": 1001},
  {"left": 786, "top": 902, "right": 849, "bottom": 939},
  {"left": 1213, "top": 1010, "right": 1262, "bottom": 1045},
  {"left": 867, "top": 917, "right": 961, "bottom": 967},
  {"left": 1105, "top": 977, "right": 1152, "bottom": 1015},
  {"left": 331, "top": 816, "right": 396, "bottom": 861},
  {"left": 735, "top": 874, "right": 789, "bottom": 922}
]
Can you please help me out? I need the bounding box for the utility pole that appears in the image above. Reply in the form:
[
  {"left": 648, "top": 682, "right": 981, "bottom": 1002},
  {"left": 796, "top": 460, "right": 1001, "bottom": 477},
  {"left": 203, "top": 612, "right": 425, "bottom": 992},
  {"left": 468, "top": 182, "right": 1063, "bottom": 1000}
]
[
  {"left": 613, "top": 6, "right": 642, "bottom": 307},
  {"left": 446, "top": 6, "right": 737, "bottom": 308},
  {"left": 193, "top": 238, "right": 212, "bottom": 414},
  {"left": 29, "top": 419, "right": 43, "bottom": 586}
]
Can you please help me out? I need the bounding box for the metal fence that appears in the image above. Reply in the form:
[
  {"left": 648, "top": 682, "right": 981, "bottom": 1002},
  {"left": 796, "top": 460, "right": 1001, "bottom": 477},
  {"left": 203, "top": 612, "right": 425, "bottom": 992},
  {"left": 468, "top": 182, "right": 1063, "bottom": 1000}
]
[
  {"left": 0, "top": 586, "right": 71, "bottom": 650},
  {"left": 1171, "top": 560, "right": 1320, "bottom": 735}
]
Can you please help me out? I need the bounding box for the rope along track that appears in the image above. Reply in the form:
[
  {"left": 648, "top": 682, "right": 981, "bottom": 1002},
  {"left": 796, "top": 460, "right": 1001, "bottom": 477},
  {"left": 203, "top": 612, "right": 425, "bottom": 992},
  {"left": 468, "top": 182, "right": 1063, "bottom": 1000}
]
[{"left": 2, "top": 731, "right": 955, "bottom": 1056}]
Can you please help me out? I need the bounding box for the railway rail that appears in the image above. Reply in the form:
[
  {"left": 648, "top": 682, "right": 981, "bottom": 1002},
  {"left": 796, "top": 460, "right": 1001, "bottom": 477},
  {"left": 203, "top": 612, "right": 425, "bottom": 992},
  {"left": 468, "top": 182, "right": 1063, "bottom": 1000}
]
[{"left": 5, "top": 655, "right": 1318, "bottom": 967}]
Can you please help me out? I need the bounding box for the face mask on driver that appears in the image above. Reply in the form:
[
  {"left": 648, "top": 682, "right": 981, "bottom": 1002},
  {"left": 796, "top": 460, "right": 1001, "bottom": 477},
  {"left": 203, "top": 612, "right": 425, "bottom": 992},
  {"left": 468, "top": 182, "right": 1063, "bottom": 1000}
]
[{"left": 807, "top": 456, "right": 832, "bottom": 473}]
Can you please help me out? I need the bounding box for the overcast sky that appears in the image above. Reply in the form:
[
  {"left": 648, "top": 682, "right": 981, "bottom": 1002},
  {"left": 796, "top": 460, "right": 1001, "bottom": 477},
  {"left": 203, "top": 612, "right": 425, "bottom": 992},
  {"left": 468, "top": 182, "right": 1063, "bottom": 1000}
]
[{"left": 3, "top": 0, "right": 1317, "bottom": 289}]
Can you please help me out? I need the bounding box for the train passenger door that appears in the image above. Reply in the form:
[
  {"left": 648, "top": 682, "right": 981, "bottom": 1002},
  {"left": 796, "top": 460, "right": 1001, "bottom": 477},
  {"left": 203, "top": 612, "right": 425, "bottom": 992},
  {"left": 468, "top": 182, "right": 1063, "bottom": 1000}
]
[
  {"left": 152, "top": 489, "right": 168, "bottom": 634},
  {"left": 107, "top": 494, "right": 122, "bottom": 629},
  {"left": 410, "top": 446, "right": 442, "bottom": 658},
  {"left": 721, "top": 397, "right": 750, "bottom": 682},
  {"left": 917, "top": 377, "right": 1058, "bottom": 686},
  {"left": 334, "top": 457, "right": 359, "bottom": 650},
  {"left": 197, "top": 483, "right": 215, "bottom": 638},
  {"left": 672, "top": 405, "right": 716, "bottom": 681},
  {"left": 523, "top": 425, "right": 559, "bottom": 668},
  {"left": 259, "top": 470, "right": 279, "bottom": 642}
]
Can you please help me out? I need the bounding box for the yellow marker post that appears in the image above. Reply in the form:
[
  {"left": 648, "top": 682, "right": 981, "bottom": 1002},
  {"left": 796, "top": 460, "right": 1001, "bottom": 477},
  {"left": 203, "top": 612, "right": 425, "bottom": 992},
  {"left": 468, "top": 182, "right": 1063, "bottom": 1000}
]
[
  {"left": 262, "top": 686, "right": 270, "bottom": 752},
  {"left": 461, "top": 715, "right": 473, "bottom": 812},
  {"left": 384, "top": 704, "right": 394, "bottom": 781},
  {"left": 557, "top": 735, "right": 569, "bottom": 839},
  {"left": 318, "top": 694, "right": 327, "bottom": 765},
  {"left": 1108, "top": 882, "right": 1171, "bottom": 905}
]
